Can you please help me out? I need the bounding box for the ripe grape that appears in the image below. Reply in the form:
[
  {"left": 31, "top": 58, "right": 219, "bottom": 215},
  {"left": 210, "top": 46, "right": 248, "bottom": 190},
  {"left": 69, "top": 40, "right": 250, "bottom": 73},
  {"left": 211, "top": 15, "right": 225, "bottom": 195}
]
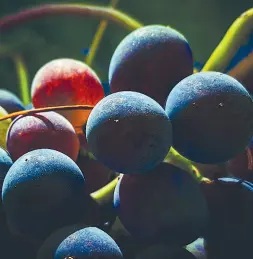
[
  {"left": 0, "top": 147, "right": 13, "bottom": 191},
  {"left": 0, "top": 106, "right": 11, "bottom": 149},
  {"left": 2, "top": 149, "right": 87, "bottom": 241},
  {"left": 6, "top": 111, "right": 80, "bottom": 161},
  {"left": 0, "top": 89, "right": 25, "bottom": 114},
  {"left": 31, "top": 58, "right": 104, "bottom": 133},
  {"left": 109, "top": 25, "right": 193, "bottom": 107},
  {"left": 165, "top": 72, "right": 253, "bottom": 164},
  {"left": 37, "top": 224, "right": 87, "bottom": 259},
  {"left": 201, "top": 177, "right": 253, "bottom": 259},
  {"left": 55, "top": 227, "right": 123, "bottom": 259},
  {"left": 113, "top": 162, "right": 208, "bottom": 245},
  {"left": 76, "top": 154, "right": 115, "bottom": 193},
  {"left": 86, "top": 91, "right": 172, "bottom": 174},
  {"left": 135, "top": 245, "right": 196, "bottom": 259},
  {"left": 226, "top": 137, "right": 253, "bottom": 182},
  {"left": 114, "top": 235, "right": 144, "bottom": 259},
  {"left": 1, "top": 236, "right": 39, "bottom": 259},
  {"left": 0, "top": 148, "right": 13, "bottom": 254},
  {"left": 78, "top": 131, "right": 89, "bottom": 151}
]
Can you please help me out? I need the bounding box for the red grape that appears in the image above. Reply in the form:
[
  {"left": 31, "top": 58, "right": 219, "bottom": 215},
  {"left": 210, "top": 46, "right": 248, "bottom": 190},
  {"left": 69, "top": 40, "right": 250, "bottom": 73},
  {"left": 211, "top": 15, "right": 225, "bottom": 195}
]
[
  {"left": 7, "top": 111, "right": 80, "bottom": 161},
  {"left": 31, "top": 58, "right": 104, "bottom": 133}
]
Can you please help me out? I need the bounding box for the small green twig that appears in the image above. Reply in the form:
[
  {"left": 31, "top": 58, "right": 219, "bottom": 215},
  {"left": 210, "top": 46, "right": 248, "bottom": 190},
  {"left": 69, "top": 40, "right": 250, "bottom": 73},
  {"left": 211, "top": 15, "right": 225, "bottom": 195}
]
[
  {"left": 164, "top": 147, "right": 203, "bottom": 182},
  {"left": 85, "top": 0, "right": 120, "bottom": 66},
  {"left": 202, "top": 8, "right": 253, "bottom": 72},
  {"left": 12, "top": 54, "right": 30, "bottom": 105},
  {"left": 91, "top": 175, "right": 120, "bottom": 204}
]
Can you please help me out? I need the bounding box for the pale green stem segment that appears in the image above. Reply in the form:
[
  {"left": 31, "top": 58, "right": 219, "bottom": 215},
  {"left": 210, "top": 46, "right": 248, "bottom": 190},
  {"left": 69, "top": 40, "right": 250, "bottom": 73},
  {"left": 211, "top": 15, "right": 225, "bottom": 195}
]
[
  {"left": 85, "top": 0, "right": 120, "bottom": 66},
  {"left": 202, "top": 8, "right": 253, "bottom": 72},
  {"left": 164, "top": 147, "right": 203, "bottom": 182},
  {"left": 91, "top": 175, "right": 121, "bottom": 204},
  {"left": 12, "top": 54, "right": 30, "bottom": 105}
]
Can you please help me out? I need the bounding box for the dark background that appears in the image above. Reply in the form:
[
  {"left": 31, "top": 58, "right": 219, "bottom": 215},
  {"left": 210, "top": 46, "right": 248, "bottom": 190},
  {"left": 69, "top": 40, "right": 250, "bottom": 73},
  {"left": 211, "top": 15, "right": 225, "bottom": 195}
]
[{"left": 0, "top": 0, "right": 252, "bottom": 98}]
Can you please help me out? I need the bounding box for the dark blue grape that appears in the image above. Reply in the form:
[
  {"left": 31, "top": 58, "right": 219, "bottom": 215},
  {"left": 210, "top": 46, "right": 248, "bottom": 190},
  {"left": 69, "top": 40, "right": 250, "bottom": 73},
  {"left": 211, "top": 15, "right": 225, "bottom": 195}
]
[
  {"left": 109, "top": 25, "right": 193, "bottom": 107},
  {"left": 2, "top": 149, "right": 87, "bottom": 241},
  {"left": 86, "top": 91, "right": 172, "bottom": 174},
  {"left": 0, "top": 148, "right": 13, "bottom": 255},
  {"left": 55, "top": 227, "right": 123, "bottom": 259},
  {"left": 0, "top": 147, "right": 13, "bottom": 188},
  {"left": 0, "top": 89, "right": 25, "bottom": 113},
  {"left": 113, "top": 162, "right": 208, "bottom": 245},
  {"left": 25, "top": 103, "right": 34, "bottom": 110},
  {"left": 37, "top": 224, "right": 87, "bottom": 259},
  {"left": 135, "top": 245, "right": 196, "bottom": 259},
  {"left": 165, "top": 72, "right": 253, "bottom": 164},
  {"left": 201, "top": 177, "right": 253, "bottom": 259}
]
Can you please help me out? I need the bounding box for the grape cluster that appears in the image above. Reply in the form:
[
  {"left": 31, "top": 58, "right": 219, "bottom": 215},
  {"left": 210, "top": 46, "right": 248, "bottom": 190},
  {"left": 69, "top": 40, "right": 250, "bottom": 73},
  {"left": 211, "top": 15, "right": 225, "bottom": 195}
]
[{"left": 0, "top": 24, "right": 253, "bottom": 259}]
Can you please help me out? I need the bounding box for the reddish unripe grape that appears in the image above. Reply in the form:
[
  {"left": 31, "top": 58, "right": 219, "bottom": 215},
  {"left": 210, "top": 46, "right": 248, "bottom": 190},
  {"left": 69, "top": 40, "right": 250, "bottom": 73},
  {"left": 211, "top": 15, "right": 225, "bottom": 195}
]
[
  {"left": 6, "top": 111, "right": 80, "bottom": 161},
  {"left": 31, "top": 58, "right": 104, "bottom": 133},
  {"left": 226, "top": 137, "right": 253, "bottom": 182}
]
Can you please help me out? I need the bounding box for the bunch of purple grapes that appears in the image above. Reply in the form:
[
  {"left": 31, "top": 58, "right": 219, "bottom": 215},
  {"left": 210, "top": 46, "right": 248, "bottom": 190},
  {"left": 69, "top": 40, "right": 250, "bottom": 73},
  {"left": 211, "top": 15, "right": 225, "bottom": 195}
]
[{"left": 0, "top": 25, "right": 253, "bottom": 259}]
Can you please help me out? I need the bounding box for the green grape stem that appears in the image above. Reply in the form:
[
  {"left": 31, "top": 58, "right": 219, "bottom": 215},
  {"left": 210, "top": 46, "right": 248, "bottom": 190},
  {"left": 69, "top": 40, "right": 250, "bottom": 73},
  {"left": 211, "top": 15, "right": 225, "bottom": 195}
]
[
  {"left": 165, "top": 147, "right": 203, "bottom": 182},
  {"left": 202, "top": 8, "right": 253, "bottom": 72},
  {"left": 85, "top": 0, "right": 120, "bottom": 66},
  {"left": 12, "top": 54, "right": 30, "bottom": 105},
  {"left": 91, "top": 175, "right": 121, "bottom": 205},
  {"left": 0, "top": 3, "right": 143, "bottom": 33}
]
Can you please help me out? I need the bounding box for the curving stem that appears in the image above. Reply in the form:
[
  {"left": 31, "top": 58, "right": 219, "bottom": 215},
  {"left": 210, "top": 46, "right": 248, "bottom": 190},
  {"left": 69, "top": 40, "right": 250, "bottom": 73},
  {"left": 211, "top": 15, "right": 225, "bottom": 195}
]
[
  {"left": 11, "top": 54, "right": 30, "bottom": 105},
  {"left": 0, "top": 3, "right": 143, "bottom": 32},
  {"left": 202, "top": 8, "right": 253, "bottom": 72},
  {"left": 0, "top": 104, "right": 94, "bottom": 121},
  {"left": 85, "top": 0, "right": 120, "bottom": 66}
]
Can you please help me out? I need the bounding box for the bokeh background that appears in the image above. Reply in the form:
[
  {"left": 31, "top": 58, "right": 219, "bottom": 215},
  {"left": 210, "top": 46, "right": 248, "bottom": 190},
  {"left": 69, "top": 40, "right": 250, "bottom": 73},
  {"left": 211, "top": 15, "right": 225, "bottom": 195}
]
[{"left": 0, "top": 0, "right": 252, "bottom": 98}]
